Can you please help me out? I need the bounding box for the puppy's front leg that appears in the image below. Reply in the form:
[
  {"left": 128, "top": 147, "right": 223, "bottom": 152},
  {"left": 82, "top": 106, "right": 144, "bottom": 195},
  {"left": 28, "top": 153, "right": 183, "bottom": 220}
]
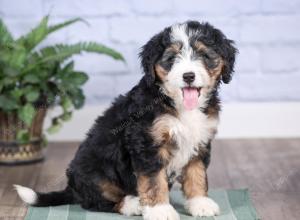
[
  {"left": 182, "top": 158, "right": 220, "bottom": 217},
  {"left": 138, "top": 169, "right": 180, "bottom": 220}
]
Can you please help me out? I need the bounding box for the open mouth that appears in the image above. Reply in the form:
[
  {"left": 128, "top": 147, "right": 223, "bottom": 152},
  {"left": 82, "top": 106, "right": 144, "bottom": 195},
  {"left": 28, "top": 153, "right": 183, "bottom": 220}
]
[
  {"left": 181, "top": 87, "right": 201, "bottom": 97},
  {"left": 181, "top": 87, "right": 201, "bottom": 110}
]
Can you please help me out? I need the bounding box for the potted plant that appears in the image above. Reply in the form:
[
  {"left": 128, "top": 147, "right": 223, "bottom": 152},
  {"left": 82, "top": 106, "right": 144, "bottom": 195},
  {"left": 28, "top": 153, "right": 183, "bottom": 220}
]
[{"left": 0, "top": 16, "right": 124, "bottom": 164}]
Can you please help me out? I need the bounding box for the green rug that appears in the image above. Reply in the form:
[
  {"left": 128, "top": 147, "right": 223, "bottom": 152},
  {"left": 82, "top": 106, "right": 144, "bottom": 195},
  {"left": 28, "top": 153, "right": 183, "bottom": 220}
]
[{"left": 25, "top": 189, "right": 259, "bottom": 220}]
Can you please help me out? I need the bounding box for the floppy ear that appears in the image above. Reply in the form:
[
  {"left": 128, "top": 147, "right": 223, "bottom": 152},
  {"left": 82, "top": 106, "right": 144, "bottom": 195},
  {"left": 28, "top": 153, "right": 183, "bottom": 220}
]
[
  {"left": 205, "top": 22, "right": 238, "bottom": 84},
  {"left": 139, "top": 29, "right": 170, "bottom": 86},
  {"left": 220, "top": 38, "right": 237, "bottom": 84}
]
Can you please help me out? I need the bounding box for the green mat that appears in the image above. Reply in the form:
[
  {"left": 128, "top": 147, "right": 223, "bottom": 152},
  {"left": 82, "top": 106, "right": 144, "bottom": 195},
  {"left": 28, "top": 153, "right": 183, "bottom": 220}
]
[{"left": 25, "top": 189, "right": 259, "bottom": 220}]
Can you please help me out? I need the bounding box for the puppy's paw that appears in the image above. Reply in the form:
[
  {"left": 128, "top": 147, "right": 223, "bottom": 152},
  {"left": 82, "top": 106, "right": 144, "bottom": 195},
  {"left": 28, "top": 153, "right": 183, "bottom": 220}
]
[
  {"left": 142, "top": 203, "right": 180, "bottom": 220},
  {"left": 119, "top": 195, "right": 142, "bottom": 216},
  {"left": 185, "top": 196, "right": 220, "bottom": 217}
]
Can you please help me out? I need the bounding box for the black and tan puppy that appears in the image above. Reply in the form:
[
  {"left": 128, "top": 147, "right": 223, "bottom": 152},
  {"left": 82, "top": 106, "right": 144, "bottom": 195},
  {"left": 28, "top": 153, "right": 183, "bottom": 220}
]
[{"left": 15, "top": 21, "right": 237, "bottom": 220}]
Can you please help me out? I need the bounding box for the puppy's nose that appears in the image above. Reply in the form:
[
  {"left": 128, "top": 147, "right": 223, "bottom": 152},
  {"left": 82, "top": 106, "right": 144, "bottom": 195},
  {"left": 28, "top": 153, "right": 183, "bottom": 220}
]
[{"left": 183, "top": 72, "right": 195, "bottom": 84}]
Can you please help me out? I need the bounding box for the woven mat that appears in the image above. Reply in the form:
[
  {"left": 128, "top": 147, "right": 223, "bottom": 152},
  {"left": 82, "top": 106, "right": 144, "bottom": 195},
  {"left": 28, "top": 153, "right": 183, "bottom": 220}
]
[{"left": 25, "top": 189, "right": 259, "bottom": 220}]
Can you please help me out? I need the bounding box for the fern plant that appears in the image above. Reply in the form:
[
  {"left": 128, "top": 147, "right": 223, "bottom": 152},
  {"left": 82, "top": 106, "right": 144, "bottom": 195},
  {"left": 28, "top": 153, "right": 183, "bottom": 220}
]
[{"left": 0, "top": 16, "right": 124, "bottom": 143}]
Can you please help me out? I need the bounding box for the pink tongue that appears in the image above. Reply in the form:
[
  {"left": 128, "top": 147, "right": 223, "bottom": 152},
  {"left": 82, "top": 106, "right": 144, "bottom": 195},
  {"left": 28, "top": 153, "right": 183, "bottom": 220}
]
[{"left": 183, "top": 88, "right": 199, "bottom": 110}]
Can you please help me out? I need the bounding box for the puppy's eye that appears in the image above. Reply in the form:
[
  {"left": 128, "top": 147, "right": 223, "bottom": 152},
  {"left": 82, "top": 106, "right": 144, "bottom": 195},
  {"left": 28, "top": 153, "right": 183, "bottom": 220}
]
[
  {"left": 197, "top": 50, "right": 210, "bottom": 60},
  {"left": 200, "top": 50, "right": 220, "bottom": 69},
  {"left": 200, "top": 50, "right": 218, "bottom": 60},
  {"left": 159, "top": 54, "right": 176, "bottom": 71},
  {"left": 163, "top": 54, "right": 175, "bottom": 63},
  {"left": 166, "top": 55, "right": 175, "bottom": 62},
  {"left": 202, "top": 52, "right": 211, "bottom": 59}
]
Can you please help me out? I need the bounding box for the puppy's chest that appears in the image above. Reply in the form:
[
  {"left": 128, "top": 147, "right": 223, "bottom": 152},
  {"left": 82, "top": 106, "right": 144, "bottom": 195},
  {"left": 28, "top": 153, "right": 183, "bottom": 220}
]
[{"left": 153, "top": 110, "right": 219, "bottom": 177}]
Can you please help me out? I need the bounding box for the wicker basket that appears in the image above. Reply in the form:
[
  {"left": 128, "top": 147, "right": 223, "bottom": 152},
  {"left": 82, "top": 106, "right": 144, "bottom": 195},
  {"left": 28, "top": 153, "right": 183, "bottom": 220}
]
[{"left": 0, "top": 108, "right": 47, "bottom": 165}]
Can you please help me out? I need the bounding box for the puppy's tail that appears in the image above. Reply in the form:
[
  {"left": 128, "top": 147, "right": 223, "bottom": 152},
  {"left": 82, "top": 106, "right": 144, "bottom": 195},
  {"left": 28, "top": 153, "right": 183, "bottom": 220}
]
[{"left": 14, "top": 184, "right": 75, "bottom": 207}]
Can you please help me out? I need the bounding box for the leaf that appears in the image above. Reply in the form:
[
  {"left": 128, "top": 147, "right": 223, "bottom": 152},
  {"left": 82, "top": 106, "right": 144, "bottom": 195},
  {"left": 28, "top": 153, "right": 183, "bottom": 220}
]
[
  {"left": 0, "top": 95, "right": 19, "bottom": 111},
  {"left": 23, "top": 74, "right": 39, "bottom": 83},
  {"left": 25, "top": 90, "right": 40, "bottom": 102},
  {"left": 0, "top": 18, "right": 14, "bottom": 45},
  {"left": 70, "top": 88, "right": 85, "bottom": 109},
  {"left": 0, "top": 81, "right": 3, "bottom": 92},
  {"left": 62, "top": 61, "right": 74, "bottom": 73},
  {"left": 2, "top": 66, "right": 19, "bottom": 77},
  {"left": 25, "top": 42, "right": 125, "bottom": 73},
  {"left": 9, "top": 48, "right": 27, "bottom": 69},
  {"left": 47, "top": 121, "right": 62, "bottom": 134},
  {"left": 61, "top": 112, "right": 72, "bottom": 121},
  {"left": 18, "top": 103, "right": 36, "bottom": 126},
  {"left": 67, "top": 72, "right": 88, "bottom": 85},
  {"left": 61, "top": 97, "right": 72, "bottom": 111},
  {"left": 2, "top": 77, "right": 15, "bottom": 86},
  {"left": 45, "top": 92, "right": 56, "bottom": 105},
  {"left": 41, "top": 135, "right": 48, "bottom": 147},
  {"left": 17, "top": 16, "right": 49, "bottom": 51},
  {"left": 48, "top": 17, "right": 87, "bottom": 34},
  {"left": 1, "top": 45, "right": 27, "bottom": 70},
  {"left": 17, "top": 16, "right": 85, "bottom": 52},
  {"left": 10, "top": 88, "right": 23, "bottom": 99},
  {"left": 16, "top": 129, "right": 30, "bottom": 143}
]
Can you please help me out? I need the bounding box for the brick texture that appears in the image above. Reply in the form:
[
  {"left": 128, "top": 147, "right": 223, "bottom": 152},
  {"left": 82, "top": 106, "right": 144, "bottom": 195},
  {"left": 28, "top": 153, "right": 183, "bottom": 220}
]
[{"left": 0, "top": 0, "right": 300, "bottom": 103}]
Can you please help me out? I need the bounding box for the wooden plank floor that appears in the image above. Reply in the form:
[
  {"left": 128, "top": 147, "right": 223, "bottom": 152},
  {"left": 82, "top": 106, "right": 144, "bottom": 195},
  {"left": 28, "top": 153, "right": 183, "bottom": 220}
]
[{"left": 0, "top": 139, "right": 299, "bottom": 220}]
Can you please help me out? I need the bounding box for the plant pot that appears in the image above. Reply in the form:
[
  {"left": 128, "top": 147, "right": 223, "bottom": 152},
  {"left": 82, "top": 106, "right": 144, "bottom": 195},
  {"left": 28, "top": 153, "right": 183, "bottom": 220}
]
[{"left": 0, "top": 108, "right": 47, "bottom": 165}]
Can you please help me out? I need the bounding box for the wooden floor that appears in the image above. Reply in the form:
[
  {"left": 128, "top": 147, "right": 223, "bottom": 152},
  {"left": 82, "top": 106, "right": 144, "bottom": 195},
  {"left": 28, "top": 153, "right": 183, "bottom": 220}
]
[{"left": 0, "top": 139, "right": 299, "bottom": 220}]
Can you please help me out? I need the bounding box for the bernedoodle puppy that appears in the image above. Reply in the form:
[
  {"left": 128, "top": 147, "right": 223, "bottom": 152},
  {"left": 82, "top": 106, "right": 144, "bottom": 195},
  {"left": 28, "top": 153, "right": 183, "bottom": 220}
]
[{"left": 15, "top": 20, "right": 237, "bottom": 220}]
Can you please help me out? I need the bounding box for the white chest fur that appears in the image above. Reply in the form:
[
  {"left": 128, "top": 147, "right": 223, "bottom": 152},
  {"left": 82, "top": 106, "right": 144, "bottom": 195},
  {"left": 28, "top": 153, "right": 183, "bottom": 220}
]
[{"left": 162, "top": 109, "right": 219, "bottom": 176}]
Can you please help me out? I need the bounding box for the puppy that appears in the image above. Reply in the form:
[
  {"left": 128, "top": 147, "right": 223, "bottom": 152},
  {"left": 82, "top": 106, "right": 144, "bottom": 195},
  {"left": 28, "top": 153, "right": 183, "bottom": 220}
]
[{"left": 15, "top": 21, "right": 237, "bottom": 220}]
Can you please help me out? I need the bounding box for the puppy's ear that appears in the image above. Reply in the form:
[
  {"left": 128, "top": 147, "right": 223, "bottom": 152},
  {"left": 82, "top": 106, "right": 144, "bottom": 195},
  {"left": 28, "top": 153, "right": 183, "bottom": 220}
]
[
  {"left": 139, "top": 28, "right": 170, "bottom": 86},
  {"left": 204, "top": 22, "right": 238, "bottom": 84},
  {"left": 220, "top": 38, "right": 237, "bottom": 84}
]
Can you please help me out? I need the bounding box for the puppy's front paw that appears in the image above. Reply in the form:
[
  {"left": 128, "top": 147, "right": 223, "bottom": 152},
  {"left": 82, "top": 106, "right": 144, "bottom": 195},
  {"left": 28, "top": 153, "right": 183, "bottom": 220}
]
[
  {"left": 142, "top": 203, "right": 180, "bottom": 220},
  {"left": 119, "top": 196, "right": 142, "bottom": 216},
  {"left": 185, "top": 196, "right": 220, "bottom": 217}
]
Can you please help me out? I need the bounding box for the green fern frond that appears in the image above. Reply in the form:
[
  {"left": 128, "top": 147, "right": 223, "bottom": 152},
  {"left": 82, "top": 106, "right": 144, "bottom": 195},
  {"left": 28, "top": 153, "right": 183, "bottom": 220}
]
[
  {"left": 0, "top": 41, "right": 27, "bottom": 70},
  {"left": 0, "top": 18, "right": 14, "bottom": 45},
  {"left": 16, "top": 16, "right": 85, "bottom": 52},
  {"left": 16, "top": 15, "right": 49, "bottom": 51},
  {"left": 25, "top": 42, "right": 124, "bottom": 72},
  {"left": 48, "top": 17, "right": 88, "bottom": 34}
]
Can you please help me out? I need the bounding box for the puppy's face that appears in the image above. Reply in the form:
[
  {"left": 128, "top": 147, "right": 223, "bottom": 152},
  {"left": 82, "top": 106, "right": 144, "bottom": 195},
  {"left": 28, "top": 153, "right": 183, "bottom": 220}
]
[{"left": 140, "top": 21, "right": 237, "bottom": 111}]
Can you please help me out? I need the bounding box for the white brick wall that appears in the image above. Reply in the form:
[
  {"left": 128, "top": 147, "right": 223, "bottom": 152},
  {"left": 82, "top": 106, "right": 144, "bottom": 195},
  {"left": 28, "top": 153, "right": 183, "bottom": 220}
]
[{"left": 1, "top": 0, "right": 300, "bottom": 104}]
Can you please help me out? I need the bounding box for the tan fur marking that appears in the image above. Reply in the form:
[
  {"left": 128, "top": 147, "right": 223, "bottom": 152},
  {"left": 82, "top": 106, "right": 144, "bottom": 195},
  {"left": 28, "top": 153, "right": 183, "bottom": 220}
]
[
  {"left": 114, "top": 198, "right": 125, "bottom": 212},
  {"left": 155, "top": 64, "right": 168, "bottom": 81},
  {"left": 158, "top": 146, "right": 172, "bottom": 164},
  {"left": 138, "top": 169, "right": 169, "bottom": 206},
  {"left": 99, "top": 180, "right": 125, "bottom": 203},
  {"left": 182, "top": 158, "right": 208, "bottom": 199},
  {"left": 155, "top": 43, "right": 182, "bottom": 81},
  {"left": 205, "top": 106, "right": 220, "bottom": 119},
  {"left": 194, "top": 41, "right": 224, "bottom": 78},
  {"left": 194, "top": 41, "right": 208, "bottom": 51},
  {"left": 150, "top": 115, "right": 172, "bottom": 144},
  {"left": 209, "top": 59, "right": 224, "bottom": 77},
  {"left": 168, "top": 42, "right": 182, "bottom": 53},
  {"left": 150, "top": 115, "right": 177, "bottom": 164},
  {"left": 204, "top": 59, "right": 224, "bottom": 96}
]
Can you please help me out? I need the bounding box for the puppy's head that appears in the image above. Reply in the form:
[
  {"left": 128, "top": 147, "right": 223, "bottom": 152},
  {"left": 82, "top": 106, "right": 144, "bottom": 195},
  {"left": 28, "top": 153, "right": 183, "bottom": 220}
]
[{"left": 140, "top": 21, "right": 237, "bottom": 111}]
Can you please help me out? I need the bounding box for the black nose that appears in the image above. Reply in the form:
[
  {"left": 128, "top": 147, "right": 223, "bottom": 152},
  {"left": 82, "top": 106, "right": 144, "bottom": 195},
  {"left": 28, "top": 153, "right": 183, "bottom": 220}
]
[{"left": 183, "top": 72, "right": 195, "bottom": 84}]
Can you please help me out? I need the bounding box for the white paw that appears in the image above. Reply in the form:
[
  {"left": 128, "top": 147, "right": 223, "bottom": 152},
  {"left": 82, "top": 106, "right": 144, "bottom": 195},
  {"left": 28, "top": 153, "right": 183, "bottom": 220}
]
[
  {"left": 185, "top": 196, "right": 220, "bottom": 217},
  {"left": 120, "top": 196, "right": 142, "bottom": 216},
  {"left": 143, "top": 203, "right": 180, "bottom": 220}
]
